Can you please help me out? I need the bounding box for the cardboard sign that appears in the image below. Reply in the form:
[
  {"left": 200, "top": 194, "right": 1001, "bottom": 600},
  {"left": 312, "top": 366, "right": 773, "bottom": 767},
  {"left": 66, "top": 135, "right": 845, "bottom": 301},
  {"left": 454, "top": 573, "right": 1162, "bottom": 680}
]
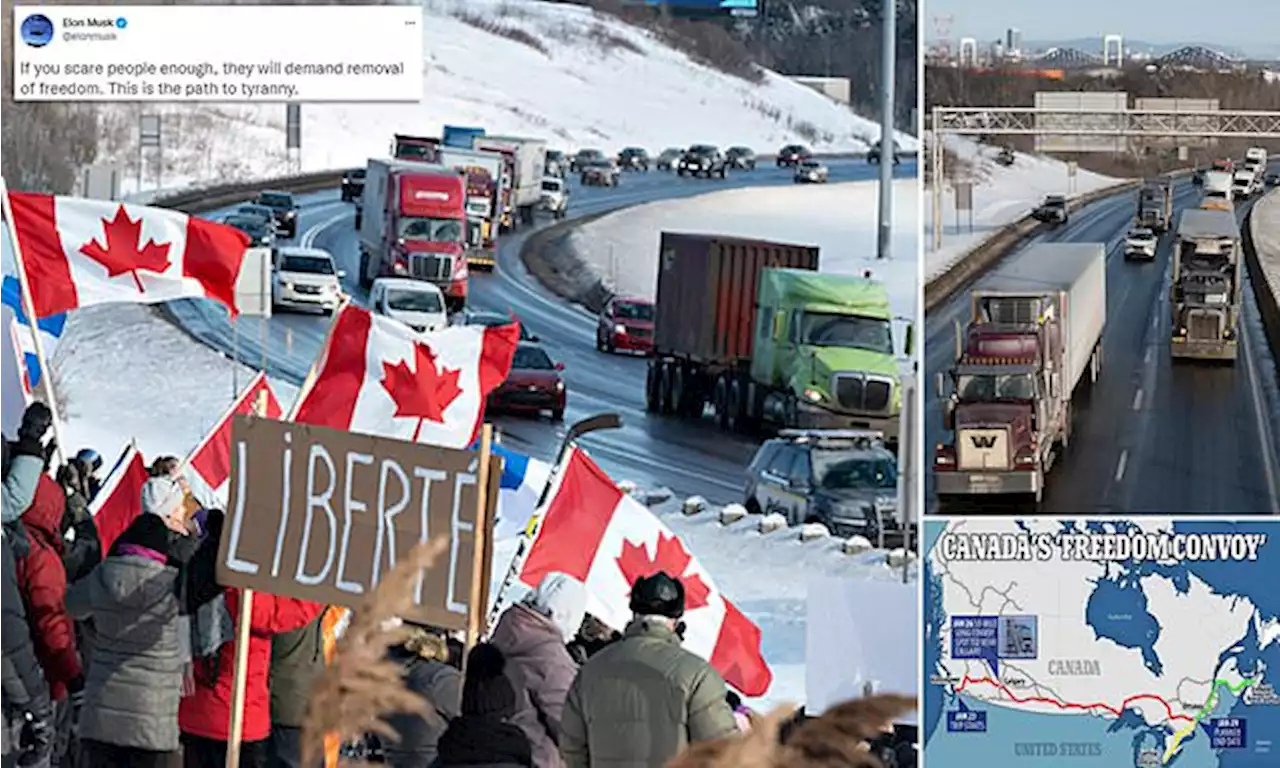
[{"left": 216, "top": 416, "right": 500, "bottom": 629}]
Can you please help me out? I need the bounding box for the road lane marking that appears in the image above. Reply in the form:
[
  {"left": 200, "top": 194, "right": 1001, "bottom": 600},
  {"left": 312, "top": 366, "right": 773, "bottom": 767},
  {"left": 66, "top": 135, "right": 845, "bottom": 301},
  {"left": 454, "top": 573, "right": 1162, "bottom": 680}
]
[
  {"left": 1132, "top": 388, "right": 1143, "bottom": 411},
  {"left": 1114, "top": 450, "right": 1128, "bottom": 482}
]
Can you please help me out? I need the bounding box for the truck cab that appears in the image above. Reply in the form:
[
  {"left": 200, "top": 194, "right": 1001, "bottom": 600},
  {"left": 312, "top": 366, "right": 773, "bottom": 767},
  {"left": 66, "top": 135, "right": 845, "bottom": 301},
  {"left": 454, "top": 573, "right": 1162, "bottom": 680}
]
[
  {"left": 750, "top": 269, "right": 908, "bottom": 440},
  {"left": 393, "top": 134, "right": 440, "bottom": 163},
  {"left": 359, "top": 161, "right": 470, "bottom": 312},
  {"left": 1170, "top": 208, "right": 1241, "bottom": 362}
]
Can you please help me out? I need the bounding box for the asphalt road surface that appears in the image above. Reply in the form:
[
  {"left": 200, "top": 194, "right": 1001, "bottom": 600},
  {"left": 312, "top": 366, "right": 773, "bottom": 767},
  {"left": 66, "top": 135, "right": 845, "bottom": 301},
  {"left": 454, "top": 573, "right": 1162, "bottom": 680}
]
[
  {"left": 925, "top": 181, "right": 1280, "bottom": 514},
  {"left": 169, "top": 157, "right": 917, "bottom": 505}
]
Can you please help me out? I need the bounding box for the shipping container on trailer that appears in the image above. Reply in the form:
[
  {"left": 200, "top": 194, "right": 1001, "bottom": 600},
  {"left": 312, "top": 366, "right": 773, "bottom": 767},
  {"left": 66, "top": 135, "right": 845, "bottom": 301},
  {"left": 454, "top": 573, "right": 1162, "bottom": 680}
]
[{"left": 653, "top": 233, "right": 819, "bottom": 364}]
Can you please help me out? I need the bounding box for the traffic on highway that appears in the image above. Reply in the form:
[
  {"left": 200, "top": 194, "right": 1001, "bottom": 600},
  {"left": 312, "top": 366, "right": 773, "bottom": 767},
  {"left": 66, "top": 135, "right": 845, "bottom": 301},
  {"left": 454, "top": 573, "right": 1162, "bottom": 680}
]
[
  {"left": 175, "top": 139, "right": 918, "bottom": 524},
  {"left": 927, "top": 156, "right": 1280, "bottom": 514}
]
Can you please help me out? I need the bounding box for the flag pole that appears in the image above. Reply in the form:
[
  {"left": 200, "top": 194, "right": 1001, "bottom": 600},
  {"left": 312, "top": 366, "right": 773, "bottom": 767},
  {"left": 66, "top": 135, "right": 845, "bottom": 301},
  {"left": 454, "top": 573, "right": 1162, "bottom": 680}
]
[
  {"left": 485, "top": 412, "right": 622, "bottom": 631},
  {"left": 465, "top": 423, "right": 496, "bottom": 655},
  {"left": 1, "top": 177, "right": 67, "bottom": 467},
  {"left": 285, "top": 297, "right": 349, "bottom": 422}
]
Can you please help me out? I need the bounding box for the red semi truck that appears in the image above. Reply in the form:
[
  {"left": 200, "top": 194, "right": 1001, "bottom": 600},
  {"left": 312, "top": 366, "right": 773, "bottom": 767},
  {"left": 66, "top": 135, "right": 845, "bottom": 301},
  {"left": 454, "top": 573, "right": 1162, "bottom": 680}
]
[{"left": 357, "top": 158, "right": 470, "bottom": 312}]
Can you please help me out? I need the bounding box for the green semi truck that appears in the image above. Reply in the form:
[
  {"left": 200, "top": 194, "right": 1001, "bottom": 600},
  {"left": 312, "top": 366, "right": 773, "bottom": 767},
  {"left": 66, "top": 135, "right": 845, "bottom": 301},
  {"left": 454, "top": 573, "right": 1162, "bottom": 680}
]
[{"left": 644, "top": 232, "right": 913, "bottom": 448}]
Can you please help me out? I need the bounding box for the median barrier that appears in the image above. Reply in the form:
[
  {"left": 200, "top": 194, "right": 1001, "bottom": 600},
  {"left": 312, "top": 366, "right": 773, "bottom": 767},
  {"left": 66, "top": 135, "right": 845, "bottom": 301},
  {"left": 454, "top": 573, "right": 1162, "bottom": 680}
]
[
  {"left": 1244, "top": 189, "right": 1280, "bottom": 373},
  {"left": 151, "top": 169, "right": 353, "bottom": 214},
  {"left": 924, "top": 169, "right": 1194, "bottom": 313}
]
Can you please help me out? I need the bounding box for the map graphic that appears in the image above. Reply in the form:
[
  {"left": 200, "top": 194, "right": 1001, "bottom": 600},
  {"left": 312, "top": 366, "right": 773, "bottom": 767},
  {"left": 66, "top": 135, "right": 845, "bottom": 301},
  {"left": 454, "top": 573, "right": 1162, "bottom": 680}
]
[{"left": 924, "top": 519, "right": 1280, "bottom": 767}]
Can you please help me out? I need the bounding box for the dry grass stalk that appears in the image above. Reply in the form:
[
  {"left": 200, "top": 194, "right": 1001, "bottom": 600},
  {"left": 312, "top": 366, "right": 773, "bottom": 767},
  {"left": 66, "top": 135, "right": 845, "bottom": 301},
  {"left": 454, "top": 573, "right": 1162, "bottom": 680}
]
[
  {"left": 300, "top": 538, "right": 449, "bottom": 767},
  {"left": 664, "top": 694, "right": 917, "bottom": 768}
]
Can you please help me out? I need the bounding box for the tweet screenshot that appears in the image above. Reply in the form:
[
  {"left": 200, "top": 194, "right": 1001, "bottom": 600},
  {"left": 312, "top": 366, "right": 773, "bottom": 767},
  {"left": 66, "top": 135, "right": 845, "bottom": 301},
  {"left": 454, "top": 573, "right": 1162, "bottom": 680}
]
[
  {"left": 3, "top": 0, "right": 927, "bottom": 765},
  {"left": 12, "top": 4, "right": 423, "bottom": 101}
]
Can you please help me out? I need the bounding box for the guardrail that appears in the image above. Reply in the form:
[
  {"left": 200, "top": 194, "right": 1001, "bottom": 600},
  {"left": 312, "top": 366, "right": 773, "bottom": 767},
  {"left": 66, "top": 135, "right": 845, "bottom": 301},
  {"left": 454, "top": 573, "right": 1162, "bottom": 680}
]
[
  {"left": 923, "top": 170, "right": 1193, "bottom": 312},
  {"left": 151, "top": 169, "right": 353, "bottom": 214},
  {"left": 147, "top": 150, "right": 908, "bottom": 212},
  {"left": 1244, "top": 189, "right": 1280, "bottom": 373}
]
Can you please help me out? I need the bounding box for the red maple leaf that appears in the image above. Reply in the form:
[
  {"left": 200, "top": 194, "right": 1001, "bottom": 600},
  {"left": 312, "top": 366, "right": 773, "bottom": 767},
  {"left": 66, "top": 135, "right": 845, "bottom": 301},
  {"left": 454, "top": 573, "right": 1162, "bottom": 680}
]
[
  {"left": 380, "top": 342, "right": 464, "bottom": 440},
  {"left": 616, "top": 533, "right": 712, "bottom": 612},
  {"left": 79, "top": 205, "right": 172, "bottom": 292}
]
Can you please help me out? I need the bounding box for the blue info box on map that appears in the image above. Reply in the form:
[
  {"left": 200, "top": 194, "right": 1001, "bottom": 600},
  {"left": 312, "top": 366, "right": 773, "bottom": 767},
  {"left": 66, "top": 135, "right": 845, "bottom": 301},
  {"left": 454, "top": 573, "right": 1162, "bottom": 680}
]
[
  {"left": 950, "top": 616, "right": 999, "bottom": 659},
  {"left": 1209, "top": 718, "right": 1246, "bottom": 748},
  {"left": 946, "top": 710, "right": 988, "bottom": 732}
]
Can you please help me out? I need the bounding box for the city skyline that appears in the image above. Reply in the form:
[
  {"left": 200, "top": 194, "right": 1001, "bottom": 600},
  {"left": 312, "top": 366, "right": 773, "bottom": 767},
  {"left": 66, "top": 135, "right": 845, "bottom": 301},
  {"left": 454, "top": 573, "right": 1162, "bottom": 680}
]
[{"left": 924, "top": 0, "right": 1280, "bottom": 56}]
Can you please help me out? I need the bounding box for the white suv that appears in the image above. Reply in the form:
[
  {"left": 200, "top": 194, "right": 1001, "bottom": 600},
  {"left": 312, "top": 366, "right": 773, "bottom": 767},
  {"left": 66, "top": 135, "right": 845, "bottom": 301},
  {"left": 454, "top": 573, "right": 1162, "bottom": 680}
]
[
  {"left": 1124, "top": 228, "right": 1158, "bottom": 261},
  {"left": 271, "top": 247, "right": 344, "bottom": 313}
]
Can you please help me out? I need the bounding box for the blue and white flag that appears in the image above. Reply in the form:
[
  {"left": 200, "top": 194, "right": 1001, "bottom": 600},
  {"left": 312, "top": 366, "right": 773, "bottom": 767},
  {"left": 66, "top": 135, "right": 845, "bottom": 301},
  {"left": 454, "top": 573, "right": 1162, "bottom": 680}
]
[
  {"left": 488, "top": 442, "right": 552, "bottom": 541},
  {"left": 0, "top": 273, "right": 65, "bottom": 389}
]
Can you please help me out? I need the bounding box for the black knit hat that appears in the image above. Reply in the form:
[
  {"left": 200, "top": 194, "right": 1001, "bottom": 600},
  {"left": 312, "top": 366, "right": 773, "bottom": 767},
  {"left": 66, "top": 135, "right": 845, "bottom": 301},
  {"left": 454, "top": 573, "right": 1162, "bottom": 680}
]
[
  {"left": 629, "top": 571, "right": 685, "bottom": 619},
  {"left": 461, "top": 643, "right": 518, "bottom": 718}
]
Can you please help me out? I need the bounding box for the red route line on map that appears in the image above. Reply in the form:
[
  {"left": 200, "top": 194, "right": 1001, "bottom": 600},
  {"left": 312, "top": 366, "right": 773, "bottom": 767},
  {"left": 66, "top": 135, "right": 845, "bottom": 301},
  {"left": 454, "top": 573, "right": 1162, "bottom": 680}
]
[{"left": 956, "top": 676, "right": 1195, "bottom": 725}]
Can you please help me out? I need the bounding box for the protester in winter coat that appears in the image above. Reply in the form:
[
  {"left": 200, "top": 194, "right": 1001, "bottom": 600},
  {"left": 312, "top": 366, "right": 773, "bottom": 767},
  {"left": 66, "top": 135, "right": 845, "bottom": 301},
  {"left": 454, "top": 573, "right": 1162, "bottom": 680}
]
[
  {"left": 177, "top": 509, "right": 324, "bottom": 768},
  {"left": 489, "top": 572, "right": 586, "bottom": 768},
  {"left": 73, "top": 449, "right": 103, "bottom": 502},
  {"left": 15, "top": 472, "right": 85, "bottom": 702},
  {"left": 58, "top": 459, "right": 102, "bottom": 584},
  {"left": 433, "top": 644, "right": 533, "bottom": 768},
  {"left": 560, "top": 573, "right": 738, "bottom": 768},
  {"left": 382, "top": 624, "right": 463, "bottom": 768},
  {"left": 268, "top": 611, "right": 329, "bottom": 768},
  {"left": 16, "top": 468, "right": 84, "bottom": 768},
  {"left": 1, "top": 404, "right": 57, "bottom": 768},
  {"left": 3, "top": 523, "right": 52, "bottom": 768},
  {"left": 67, "top": 482, "right": 208, "bottom": 768}
]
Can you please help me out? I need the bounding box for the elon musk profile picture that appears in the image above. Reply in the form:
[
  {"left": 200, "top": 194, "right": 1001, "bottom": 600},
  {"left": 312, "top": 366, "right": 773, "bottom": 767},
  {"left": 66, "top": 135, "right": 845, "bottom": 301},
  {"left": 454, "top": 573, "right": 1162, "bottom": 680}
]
[{"left": 21, "top": 14, "right": 54, "bottom": 47}]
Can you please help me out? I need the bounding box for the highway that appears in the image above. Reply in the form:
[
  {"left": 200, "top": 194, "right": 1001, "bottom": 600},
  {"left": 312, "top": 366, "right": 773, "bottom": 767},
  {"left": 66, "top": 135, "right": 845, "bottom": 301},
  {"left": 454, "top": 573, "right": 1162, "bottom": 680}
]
[
  {"left": 925, "top": 181, "right": 1280, "bottom": 514},
  {"left": 167, "top": 157, "right": 916, "bottom": 505}
]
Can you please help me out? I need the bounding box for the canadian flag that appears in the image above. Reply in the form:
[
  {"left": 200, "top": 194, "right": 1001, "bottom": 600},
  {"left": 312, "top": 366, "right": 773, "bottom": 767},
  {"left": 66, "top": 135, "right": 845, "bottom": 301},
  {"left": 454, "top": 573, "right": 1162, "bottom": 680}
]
[
  {"left": 293, "top": 304, "right": 519, "bottom": 448},
  {"left": 519, "top": 448, "right": 773, "bottom": 696},
  {"left": 6, "top": 192, "right": 250, "bottom": 320},
  {"left": 186, "top": 372, "right": 283, "bottom": 504},
  {"left": 89, "top": 443, "right": 149, "bottom": 555}
]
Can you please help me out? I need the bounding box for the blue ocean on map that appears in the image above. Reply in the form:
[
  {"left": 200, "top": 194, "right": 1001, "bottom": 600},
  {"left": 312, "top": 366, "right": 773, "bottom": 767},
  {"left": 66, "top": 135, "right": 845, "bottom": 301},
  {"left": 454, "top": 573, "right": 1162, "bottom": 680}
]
[{"left": 924, "top": 520, "right": 1280, "bottom": 768}]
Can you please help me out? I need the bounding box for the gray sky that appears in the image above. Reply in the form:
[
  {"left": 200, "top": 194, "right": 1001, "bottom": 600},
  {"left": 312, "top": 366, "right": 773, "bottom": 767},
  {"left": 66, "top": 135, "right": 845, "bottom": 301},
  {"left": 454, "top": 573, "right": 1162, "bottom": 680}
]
[{"left": 923, "top": 0, "right": 1279, "bottom": 53}]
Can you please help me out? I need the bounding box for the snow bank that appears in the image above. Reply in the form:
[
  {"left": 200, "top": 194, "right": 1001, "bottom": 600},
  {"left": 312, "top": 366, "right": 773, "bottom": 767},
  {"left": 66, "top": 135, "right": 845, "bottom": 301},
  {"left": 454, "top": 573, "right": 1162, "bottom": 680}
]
[
  {"left": 923, "top": 136, "right": 1121, "bottom": 281},
  {"left": 569, "top": 179, "right": 919, "bottom": 357},
  {"left": 53, "top": 304, "right": 299, "bottom": 465},
  {"left": 97, "top": 0, "right": 914, "bottom": 194}
]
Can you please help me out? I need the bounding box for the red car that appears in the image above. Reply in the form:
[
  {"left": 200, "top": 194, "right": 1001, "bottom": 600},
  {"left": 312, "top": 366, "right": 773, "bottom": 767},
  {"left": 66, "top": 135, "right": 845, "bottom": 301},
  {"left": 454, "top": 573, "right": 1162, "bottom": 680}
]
[
  {"left": 488, "top": 343, "right": 566, "bottom": 421},
  {"left": 595, "top": 296, "right": 654, "bottom": 354}
]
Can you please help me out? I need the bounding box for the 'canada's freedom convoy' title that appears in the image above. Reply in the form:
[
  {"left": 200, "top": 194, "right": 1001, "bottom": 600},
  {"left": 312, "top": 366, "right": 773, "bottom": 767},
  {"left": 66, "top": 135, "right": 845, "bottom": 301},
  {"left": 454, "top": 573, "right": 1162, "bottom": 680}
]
[{"left": 938, "top": 531, "right": 1268, "bottom": 562}]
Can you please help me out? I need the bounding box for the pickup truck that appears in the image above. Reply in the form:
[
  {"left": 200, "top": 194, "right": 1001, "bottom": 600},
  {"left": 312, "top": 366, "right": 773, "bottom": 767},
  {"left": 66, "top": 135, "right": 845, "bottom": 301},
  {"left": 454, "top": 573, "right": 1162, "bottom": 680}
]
[{"left": 1031, "top": 195, "right": 1068, "bottom": 226}]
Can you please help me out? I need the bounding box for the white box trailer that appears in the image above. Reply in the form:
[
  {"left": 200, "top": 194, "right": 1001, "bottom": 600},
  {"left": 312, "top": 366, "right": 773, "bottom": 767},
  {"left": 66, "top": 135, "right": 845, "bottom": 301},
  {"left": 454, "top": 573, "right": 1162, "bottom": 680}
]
[
  {"left": 473, "top": 135, "right": 547, "bottom": 224},
  {"left": 977, "top": 242, "right": 1107, "bottom": 396}
]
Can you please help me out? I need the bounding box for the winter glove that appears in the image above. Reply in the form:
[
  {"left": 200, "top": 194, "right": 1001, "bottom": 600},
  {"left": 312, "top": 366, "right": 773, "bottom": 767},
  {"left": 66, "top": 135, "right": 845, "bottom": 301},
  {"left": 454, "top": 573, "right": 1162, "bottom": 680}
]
[
  {"left": 17, "top": 403, "right": 52, "bottom": 445},
  {"left": 41, "top": 438, "right": 58, "bottom": 469},
  {"left": 17, "top": 699, "right": 55, "bottom": 768}
]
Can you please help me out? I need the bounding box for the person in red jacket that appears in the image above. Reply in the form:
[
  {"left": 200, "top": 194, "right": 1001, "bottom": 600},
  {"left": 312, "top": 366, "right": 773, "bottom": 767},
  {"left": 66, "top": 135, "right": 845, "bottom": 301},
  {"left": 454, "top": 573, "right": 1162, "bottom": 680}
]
[
  {"left": 178, "top": 585, "right": 325, "bottom": 768},
  {"left": 15, "top": 471, "right": 84, "bottom": 711}
]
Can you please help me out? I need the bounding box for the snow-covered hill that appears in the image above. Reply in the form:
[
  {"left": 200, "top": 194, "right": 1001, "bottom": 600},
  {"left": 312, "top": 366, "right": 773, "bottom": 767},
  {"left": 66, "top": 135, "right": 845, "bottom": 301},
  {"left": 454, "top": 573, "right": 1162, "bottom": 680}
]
[
  {"left": 923, "top": 136, "right": 1122, "bottom": 280},
  {"left": 99, "top": 0, "right": 915, "bottom": 190}
]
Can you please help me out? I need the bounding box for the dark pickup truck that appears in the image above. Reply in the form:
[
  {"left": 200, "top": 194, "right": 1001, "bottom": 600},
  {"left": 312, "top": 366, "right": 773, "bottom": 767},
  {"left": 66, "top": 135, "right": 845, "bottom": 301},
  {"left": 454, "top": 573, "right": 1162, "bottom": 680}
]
[
  {"left": 255, "top": 190, "right": 299, "bottom": 238},
  {"left": 341, "top": 168, "right": 365, "bottom": 202},
  {"left": 1031, "top": 195, "right": 1069, "bottom": 226}
]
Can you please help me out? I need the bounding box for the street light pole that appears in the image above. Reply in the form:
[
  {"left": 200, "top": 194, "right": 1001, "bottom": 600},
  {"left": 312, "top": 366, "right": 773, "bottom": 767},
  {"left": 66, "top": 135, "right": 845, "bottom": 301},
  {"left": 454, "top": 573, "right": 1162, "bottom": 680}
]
[{"left": 876, "top": 0, "right": 897, "bottom": 260}]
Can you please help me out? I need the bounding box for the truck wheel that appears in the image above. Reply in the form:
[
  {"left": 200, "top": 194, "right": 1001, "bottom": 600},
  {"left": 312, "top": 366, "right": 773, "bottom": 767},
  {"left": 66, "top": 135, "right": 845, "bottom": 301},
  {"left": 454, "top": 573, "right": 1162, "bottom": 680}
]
[
  {"left": 726, "top": 378, "right": 746, "bottom": 433},
  {"left": 354, "top": 211, "right": 363, "bottom": 230},
  {"left": 783, "top": 395, "right": 799, "bottom": 428},
  {"left": 359, "top": 252, "right": 373, "bottom": 289},
  {"left": 660, "top": 363, "right": 678, "bottom": 416},
  {"left": 713, "top": 376, "right": 731, "bottom": 430},
  {"left": 551, "top": 408, "right": 565, "bottom": 422},
  {"left": 644, "top": 363, "right": 662, "bottom": 413}
]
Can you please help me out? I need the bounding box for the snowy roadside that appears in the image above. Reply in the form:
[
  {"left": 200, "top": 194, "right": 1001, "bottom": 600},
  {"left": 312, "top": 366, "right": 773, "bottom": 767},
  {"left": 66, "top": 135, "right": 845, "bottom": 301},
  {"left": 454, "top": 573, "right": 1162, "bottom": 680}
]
[
  {"left": 923, "top": 136, "right": 1122, "bottom": 283},
  {"left": 95, "top": 0, "right": 915, "bottom": 197},
  {"left": 566, "top": 179, "right": 920, "bottom": 369}
]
